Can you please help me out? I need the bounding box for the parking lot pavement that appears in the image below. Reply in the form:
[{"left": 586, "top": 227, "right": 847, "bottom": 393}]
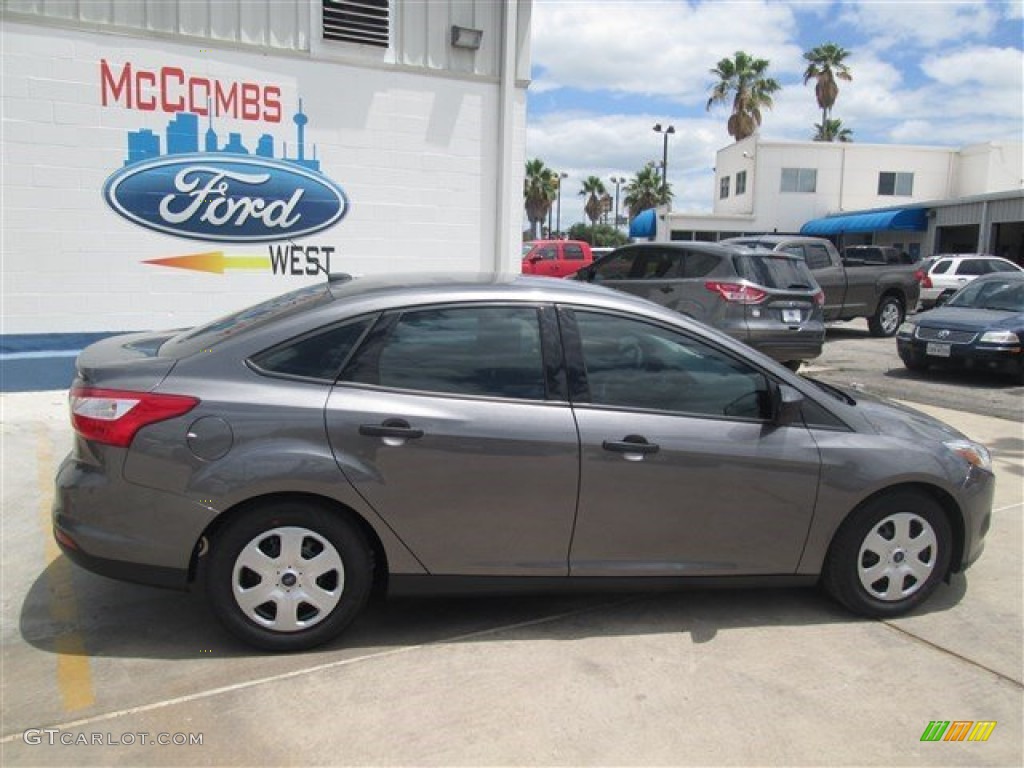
[{"left": 1, "top": 390, "right": 1021, "bottom": 766}]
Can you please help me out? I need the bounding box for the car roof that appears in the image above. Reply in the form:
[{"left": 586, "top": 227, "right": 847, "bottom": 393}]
[
  {"left": 613, "top": 240, "right": 802, "bottom": 260},
  {"left": 968, "top": 270, "right": 1024, "bottom": 283}
]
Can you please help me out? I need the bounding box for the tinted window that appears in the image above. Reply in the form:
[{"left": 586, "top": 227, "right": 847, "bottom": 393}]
[
  {"left": 956, "top": 260, "right": 987, "bottom": 276},
  {"left": 987, "top": 259, "right": 1021, "bottom": 273},
  {"left": 931, "top": 259, "right": 952, "bottom": 275},
  {"left": 250, "top": 317, "right": 374, "bottom": 381},
  {"left": 574, "top": 311, "right": 770, "bottom": 419},
  {"left": 681, "top": 251, "right": 720, "bottom": 278},
  {"left": 345, "top": 307, "right": 545, "bottom": 400},
  {"left": 634, "top": 249, "right": 682, "bottom": 279},
  {"left": 779, "top": 245, "right": 805, "bottom": 258},
  {"left": 732, "top": 254, "right": 816, "bottom": 289},
  {"left": 591, "top": 250, "right": 639, "bottom": 280},
  {"left": 805, "top": 244, "right": 833, "bottom": 270},
  {"left": 564, "top": 244, "right": 585, "bottom": 260}
]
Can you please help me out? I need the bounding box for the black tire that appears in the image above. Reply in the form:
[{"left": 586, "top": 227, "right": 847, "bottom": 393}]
[
  {"left": 822, "top": 491, "right": 952, "bottom": 618},
  {"left": 868, "top": 295, "right": 904, "bottom": 337},
  {"left": 206, "top": 500, "right": 373, "bottom": 651},
  {"left": 783, "top": 360, "right": 802, "bottom": 372},
  {"left": 899, "top": 351, "right": 929, "bottom": 373}
]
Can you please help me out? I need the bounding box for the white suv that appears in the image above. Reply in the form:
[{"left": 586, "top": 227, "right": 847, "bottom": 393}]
[{"left": 919, "top": 254, "right": 1023, "bottom": 309}]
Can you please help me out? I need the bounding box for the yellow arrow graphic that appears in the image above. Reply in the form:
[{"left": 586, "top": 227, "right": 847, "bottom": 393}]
[{"left": 144, "top": 251, "right": 271, "bottom": 274}]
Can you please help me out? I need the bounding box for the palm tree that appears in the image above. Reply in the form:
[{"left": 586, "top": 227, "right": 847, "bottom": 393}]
[
  {"left": 623, "top": 162, "right": 672, "bottom": 218},
  {"left": 803, "top": 43, "right": 852, "bottom": 129},
  {"left": 813, "top": 118, "right": 853, "bottom": 143},
  {"left": 523, "top": 158, "right": 556, "bottom": 239},
  {"left": 706, "top": 51, "right": 781, "bottom": 142},
  {"left": 579, "top": 176, "right": 608, "bottom": 228}
]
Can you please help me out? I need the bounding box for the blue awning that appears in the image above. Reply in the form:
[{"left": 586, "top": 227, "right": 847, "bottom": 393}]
[
  {"left": 629, "top": 208, "right": 657, "bottom": 239},
  {"left": 800, "top": 208, "right": 927, "bottom": 236}
]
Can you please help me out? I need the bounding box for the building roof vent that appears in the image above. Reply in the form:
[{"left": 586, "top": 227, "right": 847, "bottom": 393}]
[{"left": 323, "top": 0, "right": 390, "bottom": 48}]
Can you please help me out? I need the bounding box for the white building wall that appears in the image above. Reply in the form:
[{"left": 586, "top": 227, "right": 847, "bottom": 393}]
[{"left": 1, "top": 2, "right": 531, "bottom": 336}]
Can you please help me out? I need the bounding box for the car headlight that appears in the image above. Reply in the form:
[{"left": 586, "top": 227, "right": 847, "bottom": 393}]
[
  {"left": 979, "top": 330, "right": 1019, "bottom": 345},
  {"left": 897, "top": 322, "right": 916, "bottom": 338},
  {"left": 944, "top": 439, "right": 992, "bottom": 473}
]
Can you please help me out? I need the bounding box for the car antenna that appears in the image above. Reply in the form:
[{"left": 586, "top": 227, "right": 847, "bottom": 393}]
[{"left": 289, "top": 240, "right": 352, "bottom": 284}]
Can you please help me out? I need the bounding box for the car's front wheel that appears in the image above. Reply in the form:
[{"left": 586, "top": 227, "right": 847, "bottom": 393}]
[
  {"left": 206, "top": 500, "right": 373, "bottom": 651},
  {"left": 899, "top": 350, "right": 929, "bottom": 373},
  {"left": 822, "top": 491, "right": 952, "bottom": 618},
  {"left": 868, "top": 295, "right": 904, "bottom": 337}
]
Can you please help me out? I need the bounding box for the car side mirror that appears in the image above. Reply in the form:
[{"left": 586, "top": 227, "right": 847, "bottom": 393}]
[{"left": 770, "top": 382, "right": 804, "bottom": 425}]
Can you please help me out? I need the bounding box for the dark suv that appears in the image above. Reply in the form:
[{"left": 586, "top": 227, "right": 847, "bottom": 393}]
[{"left": 573, "top": 242, "right": 825, "bottom": 366}]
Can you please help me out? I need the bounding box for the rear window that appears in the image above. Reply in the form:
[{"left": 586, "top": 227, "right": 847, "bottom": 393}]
[
  {"left": 161, "top": 284, "right": 331, "bottom": 358},
  {"left": 732, "top": 253, "right": 816, "bottom": 289}
]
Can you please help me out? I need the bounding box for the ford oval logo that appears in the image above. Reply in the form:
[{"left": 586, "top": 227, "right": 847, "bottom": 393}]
[{"left": 102, "top": 154, "right": 348, "bottom": 243}]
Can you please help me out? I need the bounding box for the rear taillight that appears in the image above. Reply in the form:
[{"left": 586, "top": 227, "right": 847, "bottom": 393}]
[
  {"left": 70, "top": 387, "right": 199, "bottom": 447},
  {"left": 914, "top": 269, "right": 932, "bottom": 289},
  {"left": 704, "top": 281, "right": 767, "bottom": 304},
  {"left": 813, "top": 290, "right": 825, "bottom": 307}
]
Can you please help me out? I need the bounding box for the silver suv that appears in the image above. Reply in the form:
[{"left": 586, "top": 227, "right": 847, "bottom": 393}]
[{"left": 573, "top": 241, "right": 825, "bottom": 367}]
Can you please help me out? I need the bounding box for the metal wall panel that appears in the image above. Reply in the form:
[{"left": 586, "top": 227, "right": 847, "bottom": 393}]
[
  {"left": 989, "top": 196, "right": 1024, "bottom": 223},
  {"left": 5, "top": 0, "right": 309, "bottom": 52},
  {"left": 935, "top": 203, "right": 983, "bottom": 227},
  {"left": 5, "top": 1, "right": 519, "bottom": 78}
]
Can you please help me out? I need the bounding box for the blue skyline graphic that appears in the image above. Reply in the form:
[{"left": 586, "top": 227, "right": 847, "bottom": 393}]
[{"left": 124, "top": 99, "right": 320, "bottom": 172}]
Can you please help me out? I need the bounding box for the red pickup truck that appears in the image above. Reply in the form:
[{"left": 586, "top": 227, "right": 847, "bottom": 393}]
[{"left": 521, "top": 240, "right": 594, "bottom": 278}]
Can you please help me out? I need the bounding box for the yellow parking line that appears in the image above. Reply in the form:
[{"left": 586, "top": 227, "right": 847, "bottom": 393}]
[{"left": 37, "top": 425, "right": 95, "bottom": 711}]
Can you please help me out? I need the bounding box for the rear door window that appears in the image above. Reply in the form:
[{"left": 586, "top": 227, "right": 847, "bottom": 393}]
[
  {"left": 591, "top": 249, "right": 640, "bottom": 280},
  {"left": 681, "top": 251, "right": 720, "bottom": 278},
  {"left": 955, "top": 260, "right": 987, "bottom": 276},
  {"left": 931, "top": 259, "right": 952, "bottom": 275},
  {"left": 250, "top": 317, "right": 375, "bottom": 382},
  {"left": 564, "top": 244, "right": 585, "bottom": 261}
]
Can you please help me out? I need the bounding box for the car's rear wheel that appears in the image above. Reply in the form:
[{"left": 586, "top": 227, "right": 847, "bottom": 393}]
[
  {"left": 783, "top": 360, "right": 802, "bottom": 372},
  {"left": 868, "top": 295, "right": 904, "bottom": 337},
  {"left": 822, "top": 491, "right": 951, "bottom": 618},
  {"left": 206, "top": 501, "right": 373, "bottom": 651}
]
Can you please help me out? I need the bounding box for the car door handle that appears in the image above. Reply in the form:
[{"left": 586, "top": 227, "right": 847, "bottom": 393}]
[
  {"left": 602, "top": 435, "right": 660, "bottom": 455},
  {"left": 359, "top": 419, "right": 424, "bottom": 439}
]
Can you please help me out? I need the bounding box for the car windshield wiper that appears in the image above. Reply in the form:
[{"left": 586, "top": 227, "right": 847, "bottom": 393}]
[{"left": 801, "top": 375, "right": 857, "bottom": 405}]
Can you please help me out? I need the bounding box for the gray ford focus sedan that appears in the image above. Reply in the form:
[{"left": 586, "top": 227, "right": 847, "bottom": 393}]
[{"left": 54, "top": 274, "right": 994, "bottom": 651}]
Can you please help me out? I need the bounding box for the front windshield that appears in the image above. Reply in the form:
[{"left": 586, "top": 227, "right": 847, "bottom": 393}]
[{"left": 948, "top": 279, "right": 1024, "bottom": 312}]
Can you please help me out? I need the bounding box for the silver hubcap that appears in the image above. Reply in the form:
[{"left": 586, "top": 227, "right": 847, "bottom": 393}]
[
  {"left": 232, "top": 526, "right": 345, "bottom": 632},
  {"left": 880, "top": 302, "right": 901, "bottom": 333},
  {"left": 857, "top": 513, "right": 937, "bottom": 601}
]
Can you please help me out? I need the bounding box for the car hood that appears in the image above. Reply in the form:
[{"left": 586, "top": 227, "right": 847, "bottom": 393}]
[
  {"left": 852, "top": 392, "right": 966, "bottom": 443},
  {"left": 915, "top": 306, "right": 1023, "bottom": 332}
]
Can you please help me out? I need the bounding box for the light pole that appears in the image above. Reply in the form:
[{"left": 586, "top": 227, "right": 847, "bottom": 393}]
[
  {"left": 555, "top": 171, "right": 568, "bottom": 236},
  {"left": 609, "top": 176, "right": 625, "bottom": 230},
  {"left": 652, "top": 123, "right": 675, "bottom": 187}
]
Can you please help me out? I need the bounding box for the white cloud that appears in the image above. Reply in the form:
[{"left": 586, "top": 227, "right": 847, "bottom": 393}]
[
  {"left": 531, "top": 0, "right": 803, "bottom": 105},
  {"left": 838, "top": 0, "right": 999, "bottom": 49}
]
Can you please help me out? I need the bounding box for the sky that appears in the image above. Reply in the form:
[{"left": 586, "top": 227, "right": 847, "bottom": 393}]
[{"left": 525, "top": 0, "right": 1024, "bottom": 232}]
